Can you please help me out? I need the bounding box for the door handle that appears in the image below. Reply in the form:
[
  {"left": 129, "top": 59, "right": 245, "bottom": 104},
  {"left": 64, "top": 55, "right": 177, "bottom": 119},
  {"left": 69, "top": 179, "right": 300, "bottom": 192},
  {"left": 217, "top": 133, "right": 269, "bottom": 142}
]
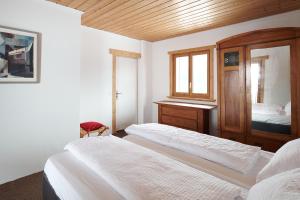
[{"left": 116, "top": 91, "right": 122, "bottom": 99}]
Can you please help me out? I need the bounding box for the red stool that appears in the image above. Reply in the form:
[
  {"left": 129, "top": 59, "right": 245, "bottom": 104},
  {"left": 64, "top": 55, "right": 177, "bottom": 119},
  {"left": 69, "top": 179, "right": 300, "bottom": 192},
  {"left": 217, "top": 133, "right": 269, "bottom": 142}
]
[{"left": 80, "top": 121, "right": 109, "bottom": 138}]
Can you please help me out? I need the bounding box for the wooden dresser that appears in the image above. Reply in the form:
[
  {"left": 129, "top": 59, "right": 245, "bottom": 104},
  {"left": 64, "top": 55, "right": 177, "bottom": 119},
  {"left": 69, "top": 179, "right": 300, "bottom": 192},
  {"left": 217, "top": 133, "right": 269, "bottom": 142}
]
[{"left": 155, "top": 101, "right": 216, "bottom": 134}]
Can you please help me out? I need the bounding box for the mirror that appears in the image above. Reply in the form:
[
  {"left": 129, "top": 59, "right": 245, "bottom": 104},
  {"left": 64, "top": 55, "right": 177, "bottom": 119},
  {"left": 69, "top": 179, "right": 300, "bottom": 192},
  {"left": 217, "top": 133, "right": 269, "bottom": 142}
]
[{"left": 250, "top": 46, "right": 291, "bottom": 135}]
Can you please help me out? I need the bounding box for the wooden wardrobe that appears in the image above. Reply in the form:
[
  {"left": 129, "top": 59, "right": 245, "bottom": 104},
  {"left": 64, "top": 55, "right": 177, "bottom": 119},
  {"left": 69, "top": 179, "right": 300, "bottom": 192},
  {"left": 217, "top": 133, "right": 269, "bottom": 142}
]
[{"left": 217, "top": 28, "right": 300, "bottom": 152}]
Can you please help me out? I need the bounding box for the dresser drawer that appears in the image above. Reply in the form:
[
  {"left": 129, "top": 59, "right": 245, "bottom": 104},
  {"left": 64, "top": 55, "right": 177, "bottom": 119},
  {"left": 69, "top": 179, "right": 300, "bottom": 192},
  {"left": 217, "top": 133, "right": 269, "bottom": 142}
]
[
  {"left": 161, "top": 115, "right": 198, "bottom": 131},
  {"left": 161, "top": 106, "right": 198, "bottom": 120},
  {"left": 157, "top": 102, "right": 214, "bottom": 134}
]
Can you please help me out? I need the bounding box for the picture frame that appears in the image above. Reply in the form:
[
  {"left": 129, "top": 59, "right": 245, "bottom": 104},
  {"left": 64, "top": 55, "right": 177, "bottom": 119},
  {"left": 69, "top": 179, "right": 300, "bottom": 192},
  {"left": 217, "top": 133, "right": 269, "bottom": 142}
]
[{"left": 0, "top": 26, "right": 40, "bottom": 83}]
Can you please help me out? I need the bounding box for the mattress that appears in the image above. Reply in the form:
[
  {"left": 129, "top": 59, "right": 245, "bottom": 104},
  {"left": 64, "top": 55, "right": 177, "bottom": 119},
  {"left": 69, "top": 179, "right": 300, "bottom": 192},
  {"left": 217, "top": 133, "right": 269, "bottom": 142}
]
[
  {"left": 252, "top": 113, "right": 291, "bottom": 125},
  {"left": 44, "top": 151, "right": 123, "bottom": 200},
  {"left": 124, "top": 134, "right": 273, "bottom": 189}
]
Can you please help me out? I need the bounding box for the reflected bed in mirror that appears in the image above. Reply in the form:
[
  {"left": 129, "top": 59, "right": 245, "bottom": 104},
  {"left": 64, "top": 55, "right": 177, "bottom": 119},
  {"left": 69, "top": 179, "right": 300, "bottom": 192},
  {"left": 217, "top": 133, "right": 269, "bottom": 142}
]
[{"left": 250, "top": 46, "right": 291, "bottom": 135}]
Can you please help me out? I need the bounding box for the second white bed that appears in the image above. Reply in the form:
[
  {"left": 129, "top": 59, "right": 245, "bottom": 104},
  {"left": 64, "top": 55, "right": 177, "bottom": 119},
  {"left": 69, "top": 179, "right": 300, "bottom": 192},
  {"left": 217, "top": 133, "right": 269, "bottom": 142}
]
[{"left": 124, "top": 134, "right": 273, "bottom": 189}]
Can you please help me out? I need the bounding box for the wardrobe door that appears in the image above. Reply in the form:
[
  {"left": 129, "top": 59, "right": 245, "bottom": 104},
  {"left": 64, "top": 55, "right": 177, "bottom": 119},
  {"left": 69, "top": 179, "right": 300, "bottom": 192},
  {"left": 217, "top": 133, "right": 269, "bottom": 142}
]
[
  {"left": 245, "top": 40, "right": 299, "bottom": 152},
  {"left": 220, "top": 47, "right": 245, "bottom": 142}
]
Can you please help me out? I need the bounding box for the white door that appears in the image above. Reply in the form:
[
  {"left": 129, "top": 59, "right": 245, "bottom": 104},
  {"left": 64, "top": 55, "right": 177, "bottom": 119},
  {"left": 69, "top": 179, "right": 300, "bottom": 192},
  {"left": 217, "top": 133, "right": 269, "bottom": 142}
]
[{"left": 116, "top": 57, "right": 138, "bottom": 131}]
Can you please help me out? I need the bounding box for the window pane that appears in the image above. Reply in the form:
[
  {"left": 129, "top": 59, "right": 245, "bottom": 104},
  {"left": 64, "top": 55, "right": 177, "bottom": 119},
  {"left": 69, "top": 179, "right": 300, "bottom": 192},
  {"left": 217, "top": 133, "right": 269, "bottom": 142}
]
[
  {"left": 176, "top": 56, "right": 189, "bottom": 93},
  {"left": 192, "top": 54, "right": 208, "bottom": 94}
]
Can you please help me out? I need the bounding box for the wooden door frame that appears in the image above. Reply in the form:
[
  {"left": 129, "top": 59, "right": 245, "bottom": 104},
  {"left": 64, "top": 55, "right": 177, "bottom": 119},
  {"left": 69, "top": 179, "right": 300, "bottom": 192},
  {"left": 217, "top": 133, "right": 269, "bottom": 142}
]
[{"left": 109, "top": 49, "right": 141, "bottom": 133}]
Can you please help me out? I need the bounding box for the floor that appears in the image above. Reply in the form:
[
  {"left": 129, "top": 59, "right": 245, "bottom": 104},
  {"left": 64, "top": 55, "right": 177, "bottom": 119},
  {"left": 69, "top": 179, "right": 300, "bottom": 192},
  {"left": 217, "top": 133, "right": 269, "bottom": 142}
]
[
  {"left": 0, "top": 172, "right": 42, "bottom": 200},
  {"left": 0, "top": 132, "right": 127, "bottom": 200}
]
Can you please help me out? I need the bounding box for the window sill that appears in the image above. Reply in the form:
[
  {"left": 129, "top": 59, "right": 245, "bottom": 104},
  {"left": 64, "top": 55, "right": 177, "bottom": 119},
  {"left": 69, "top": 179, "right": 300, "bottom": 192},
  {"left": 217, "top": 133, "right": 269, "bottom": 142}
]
[{"left": 167, "top": 96, "right": 216, "bottom": 102}]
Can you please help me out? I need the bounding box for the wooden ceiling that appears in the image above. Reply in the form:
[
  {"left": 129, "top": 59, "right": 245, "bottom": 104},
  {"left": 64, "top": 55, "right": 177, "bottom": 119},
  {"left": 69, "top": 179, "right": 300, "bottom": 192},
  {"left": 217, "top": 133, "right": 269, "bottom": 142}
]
[{"left": 49, "top": 0, "right": 300, "bottom": 41}]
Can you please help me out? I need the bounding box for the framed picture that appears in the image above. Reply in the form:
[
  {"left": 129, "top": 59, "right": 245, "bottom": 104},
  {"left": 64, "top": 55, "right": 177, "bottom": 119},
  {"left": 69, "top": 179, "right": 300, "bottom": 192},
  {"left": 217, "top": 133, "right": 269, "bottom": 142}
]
[{"left": 0, "top": 26, "right": 39, "bottom": 83}]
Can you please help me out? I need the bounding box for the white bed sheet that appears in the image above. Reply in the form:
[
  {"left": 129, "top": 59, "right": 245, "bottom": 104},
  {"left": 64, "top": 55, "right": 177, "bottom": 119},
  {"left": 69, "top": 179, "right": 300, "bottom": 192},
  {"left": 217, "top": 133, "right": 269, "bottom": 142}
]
[
  {"left": 124, "top": 134, "right": 273, "bottom": 189},
  {"left": 44, "top": 151, "right": 124, "bottom": 200}
]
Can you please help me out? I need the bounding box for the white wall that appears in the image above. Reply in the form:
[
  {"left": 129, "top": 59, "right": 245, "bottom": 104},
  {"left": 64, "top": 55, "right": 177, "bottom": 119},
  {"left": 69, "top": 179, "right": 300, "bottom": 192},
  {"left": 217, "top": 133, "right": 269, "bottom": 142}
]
[
  {"left": 80, "top": 27, "right": 143, "bottom": 132},
  {"left": 139, "top": 41, "right": 153, "bottom": 123},
  {"left": 0, "top": 0, "right": 81, "bottom": 184},
  {"left": 151, "top": 10, "right": 300, "bottom": 134}
]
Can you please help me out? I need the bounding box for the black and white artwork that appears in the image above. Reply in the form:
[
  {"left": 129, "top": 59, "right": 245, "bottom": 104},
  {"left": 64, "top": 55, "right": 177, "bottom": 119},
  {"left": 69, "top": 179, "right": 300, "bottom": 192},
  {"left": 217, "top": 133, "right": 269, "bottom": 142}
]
[{"left": 0, "top": 27, "right": 38, "bottom": 82}]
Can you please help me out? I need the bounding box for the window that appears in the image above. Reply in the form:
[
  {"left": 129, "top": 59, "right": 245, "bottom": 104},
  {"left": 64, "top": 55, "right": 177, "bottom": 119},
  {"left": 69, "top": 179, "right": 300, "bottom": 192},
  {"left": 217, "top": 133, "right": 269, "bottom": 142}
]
[{"left": 169, "top": 46, "right": 214, "bottom": 101}]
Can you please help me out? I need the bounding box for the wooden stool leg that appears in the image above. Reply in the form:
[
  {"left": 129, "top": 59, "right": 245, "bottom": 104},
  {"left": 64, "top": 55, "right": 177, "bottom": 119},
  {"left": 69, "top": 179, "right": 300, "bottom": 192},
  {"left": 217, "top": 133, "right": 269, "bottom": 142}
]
[
  {"left": 80, "top": 128, "right": 89, "bottom": 138},
  {"left": 97, "top": 126, "right": 109, "bottom": 136}
]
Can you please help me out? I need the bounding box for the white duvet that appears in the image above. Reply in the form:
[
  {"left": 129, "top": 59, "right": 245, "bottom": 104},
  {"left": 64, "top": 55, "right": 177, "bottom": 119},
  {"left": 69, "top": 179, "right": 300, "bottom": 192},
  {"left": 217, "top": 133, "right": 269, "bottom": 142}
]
[
  {"left": 65, "top": 136, "right": 242, "bottom": 200},
  {"left": 125, "top": 123, "right": 261, "bottom": 174}
]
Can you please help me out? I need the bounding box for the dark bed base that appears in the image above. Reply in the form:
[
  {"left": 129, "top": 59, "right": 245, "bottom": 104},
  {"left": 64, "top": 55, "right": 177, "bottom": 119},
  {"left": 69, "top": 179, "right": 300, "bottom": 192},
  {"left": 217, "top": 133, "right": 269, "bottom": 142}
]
[
  {"left": 42, "top": 172, "right": 61, "bottom": 200},
  {"left": 252, "top": 121, "right": 291, "bottom": 135}
]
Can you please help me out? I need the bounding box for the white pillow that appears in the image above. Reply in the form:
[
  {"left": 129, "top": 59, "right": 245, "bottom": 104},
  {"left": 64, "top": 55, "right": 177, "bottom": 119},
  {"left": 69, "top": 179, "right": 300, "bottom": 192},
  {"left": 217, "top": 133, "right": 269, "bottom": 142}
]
[
  {"left": 285, "top": 101, "right": 291, "bottom": 115},
  {"left": 248, "top": 168, "right": 300, "bottom": 200},
  {"left": 256, "top": 138, "right": 300, "bottom": 182}
]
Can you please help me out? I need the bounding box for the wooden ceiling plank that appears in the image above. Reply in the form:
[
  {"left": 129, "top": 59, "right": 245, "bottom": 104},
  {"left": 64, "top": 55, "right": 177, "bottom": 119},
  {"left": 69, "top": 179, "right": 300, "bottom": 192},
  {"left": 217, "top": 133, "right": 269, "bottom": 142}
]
[
  {"left": 84, "top": 0, "right": 183, "bottom": 26},
  {"left": 108, "top": 0, "right": 257, "bottom": 33},
  {"left": 122, "top": 0, "right": 274, "bottom": 34},
  {"left": 98, "top": 0, "right": 216, "bottom": 30},
  {"left": 145, "top": 0, "right": 300, "bottom": 36},
  {"left": 95, "top": 0, "right": 250, "bottom": 32},
  {"left": 82, "top": 0, "right": 133, "bottom": 24},
  {"left": 48, "top": 0, "right": 71, "bottom": 6},
  {"left": 101, "top": 0, "right": 258, "bottom": 31},
  {"left": 60, "top": 0, "right": 74, "bottom": 6},
  {"left": 50, "top": 0, "right": 300, "bottom": 41},
  {"left": 88, "top": 0, "right": 198, "bottom": 28},
  {"left": 67, "top": 0, "right": 88, "bottom": 9},
  {"left": 81, "top": 0, "right": 116, "bottom": 15},
  {"left": 76, "top": 0, "right": 100, "bottom": 11},
  {"left": 84, "top": 0, "right": 162, "bottom": 27},
  {"left": 83, "top": 0, "right": 147, "bottom": 26},
  {"left": 140, "top": 3, "right": 300, "bottom": 41},
  {"left": 108, "top": 0, "right": 300, "bottom": 41},
  {"left": 105, "top": 0, "right": 300, "bottom": 39}
]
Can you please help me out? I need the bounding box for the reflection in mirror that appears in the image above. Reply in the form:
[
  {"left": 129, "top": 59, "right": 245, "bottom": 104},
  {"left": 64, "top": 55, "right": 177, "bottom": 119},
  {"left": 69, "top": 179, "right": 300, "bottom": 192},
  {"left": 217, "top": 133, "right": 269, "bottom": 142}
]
[{"left": 251, "top": 46, "right": 291, "bottom": 135}]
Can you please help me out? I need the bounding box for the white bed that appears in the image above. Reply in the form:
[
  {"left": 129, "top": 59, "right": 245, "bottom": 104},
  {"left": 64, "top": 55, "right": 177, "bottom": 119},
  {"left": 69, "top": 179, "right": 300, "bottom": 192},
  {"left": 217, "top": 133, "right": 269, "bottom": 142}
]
[
  {"left": 124, "top": 134, "right": 273, "bottom": 189},
  {"left": 43, "top": 134, "right": 270, "bottom": 200},
  {"left": 125, "top": 123, "right": 271, "bottom": 175}
]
